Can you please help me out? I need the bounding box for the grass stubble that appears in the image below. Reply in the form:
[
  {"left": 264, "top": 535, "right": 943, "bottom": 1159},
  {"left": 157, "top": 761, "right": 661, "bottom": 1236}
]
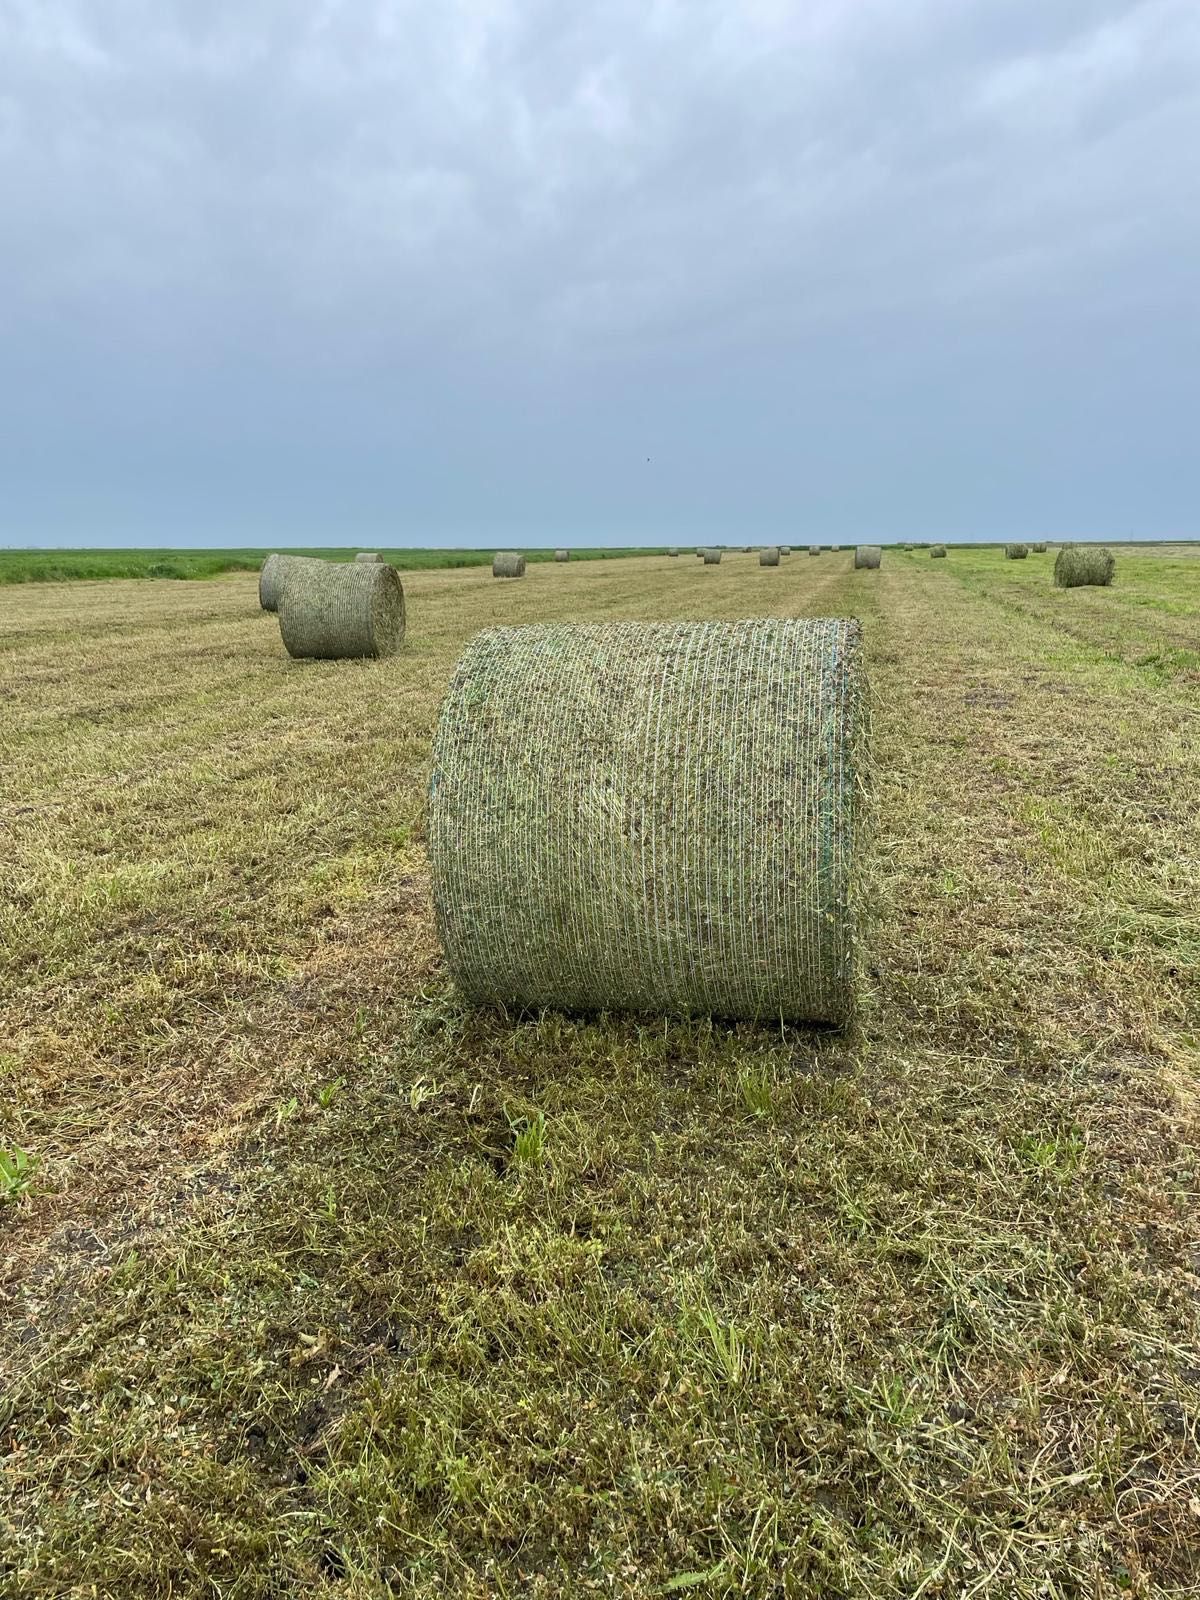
[{"left": 0, "top": 549, "right": 1197, "bottom": 1597}]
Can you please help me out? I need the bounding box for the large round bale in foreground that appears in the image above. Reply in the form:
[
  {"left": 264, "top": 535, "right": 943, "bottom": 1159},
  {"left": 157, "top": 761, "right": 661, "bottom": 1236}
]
[
  {"left": 1005, "top": 543, "right": 1029, "bottom": 559},
  {"left": 355, "top": 552, "right": 384, "bottom": 563},
  {"left": 554, "top": 549, "right": 570, "bottom": 562},
  {"left": 429, "top": 619, "right": 866, "bottom": 1023},
  {"left": 930, "top": 544, "right": 947, "bottom": 559},
  {"left": 278, "top": 560, "right": 405, "bottom": 660},
  {"left": 702, "top": 548, "right": 722, "bottom": 564},
  {"left": 493, "top": 551, "right": 526, "bottom": 578},
  {"left": 1054, "top": 546, "right": 1116, "bottom": 588},
  {"left": 854, "top": 545, "right": 882, "bottom": 569},
  {"left": 759, "top": 546, "right": 780, "bottom": 566},
  {"left": 259, "top": 552, "right": 330, "bottom": 614}
]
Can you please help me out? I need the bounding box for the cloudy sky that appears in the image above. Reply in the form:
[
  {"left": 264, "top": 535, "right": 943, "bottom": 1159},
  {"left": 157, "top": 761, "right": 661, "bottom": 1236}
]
[{"left": 1, "top": 1, "right": 1197, "bottom": 547}]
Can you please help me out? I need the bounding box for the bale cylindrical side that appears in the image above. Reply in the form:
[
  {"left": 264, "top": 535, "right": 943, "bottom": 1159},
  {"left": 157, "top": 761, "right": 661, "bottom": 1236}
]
[
  {"left": 554, "top": 549, "right": 570, "bottom": 562},
  {"left": 930, "top": 544, "right": 947, "bottom": 559},
  {"left": 854, "top": 546, "right": 882, "bottom": 569},
  {"left": 759, "top": 546, "right": 781, "bottom": 567},
  {"left": 703, "top": 549, "right": 722, "bottom": 565},
  {"left": 1005, "top": 543, "right": 1029, "bottom": 560},
  {"left": 278, "top": 561, "right": 405, "bottom": 660},
  {"left": 259, "top": 553, "right": 331, "bottom": 614},
  {"left": 1031, "top": 541, "right": 1049, "bottom": 553},
  {"left": 1054, "top": 547, "right": 1116, "bottom": 588},
  {"left": 429, "top": 618, "right": 866, "bottom": 1023},
  {"left": 355, "top": 552, "right": 385, "bottom": 564},
  {"left": 493, "top": 551, "right": 527, "bottom": 578}
]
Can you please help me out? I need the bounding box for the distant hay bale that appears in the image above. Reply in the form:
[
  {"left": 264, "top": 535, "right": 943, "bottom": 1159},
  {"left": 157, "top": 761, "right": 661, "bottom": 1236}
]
[
  {"left": 830, "top": 545, "right": 841, "bottom": 552},
  {"left": 1005, "top": 543, "right": 1029, "bottom": 560},
  {"left": 429, "top": 618, "right": 867, "bottom": 1024},
  {"left": 1054, "top": 546, "right": 1116, "bottom": 588},
  {"left": 278, "top": 560, "right": 405, "bottom": 660},
  {"left": 854, "top": 546, "right": 882, "bottom": 569},
  {"left": 355, "top": 552, "right": 384, "bottom": 564},
  {"left": 930, "top": 544, "right": 947, "bottom": 559},
  {"left": 493, "top": 551, "right": 527, "bottom": 578},
  {"left": 554, "top": 549, "right": 570, "bottom": 562},
  {"left": 668, "top": 547, "right": 680, "bottom": 557},
  {"left": 702, "top": 548, "right": 722, "bottom": 565},
  {"left": 780, "top": 545, "right": 791, "bottom": 556},
  {"left": 1031, "top": 541, "right": 1049, "bottom": 553},
  {"left": 902, "top": 543, "right": 915, "bottom": 552},
  {"left": 259, "top": 552, "right": 330, "bottom": 614},
  {"left": 743, "top": 545, "right": 754, "bottom": 553},
  {"left": 759, "top": 546, "right": 780, "bottom": 566},
  {"left": 808, "top": 544, "right": 821, "bottom": 556}
]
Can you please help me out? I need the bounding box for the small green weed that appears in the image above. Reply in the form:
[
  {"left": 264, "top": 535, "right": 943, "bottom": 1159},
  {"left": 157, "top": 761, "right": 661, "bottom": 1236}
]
[
  {"left": 0, "top": 1146, "right": 37, "bottom": 1203},
  {"left": 510, "top": 1109, "right": 547, "bottom": 1166}
]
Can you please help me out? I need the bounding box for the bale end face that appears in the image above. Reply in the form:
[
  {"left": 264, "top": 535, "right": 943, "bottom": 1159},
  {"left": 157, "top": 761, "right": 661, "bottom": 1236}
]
[
  {"left": 1054, "top": 546, "right": 1116, "bottom": 588},
  {"left": 278, "top": 560, "right": 405, "bottom": 660},
  {"left": 428, "top": 617, "right": 867, "bottom": 1025},
  {"left": 759, "top": 547, "right": 780, "bottom": 566},
  {"left": 492, "top": 551, "right": 527, "bottom": 578},
  {"left": 853, "top": 546, "right": 882, "bottom": 569}
]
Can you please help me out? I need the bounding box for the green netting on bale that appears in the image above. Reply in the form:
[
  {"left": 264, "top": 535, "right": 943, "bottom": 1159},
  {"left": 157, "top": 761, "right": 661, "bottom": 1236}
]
[
  {"left": 854, "top": 546, "right": 882, "bottom": 569},
  {"left": 493, "top": 552, "right": 527, "bottom": 578},
  {"left": 278, "top": 560, "right": 405, "bottom": 660},
  {"left": 429, "top": 617, "right": 867, "bottom": 1024},
  {"left": 1054, "top": 547, "right": 1116, "bottom": 588}
]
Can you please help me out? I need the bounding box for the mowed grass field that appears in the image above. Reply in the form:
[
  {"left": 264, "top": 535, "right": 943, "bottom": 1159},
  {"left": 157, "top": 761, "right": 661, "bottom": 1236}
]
[{"left": 1, "top": 546, "right": 1198, "bottom": 1598}]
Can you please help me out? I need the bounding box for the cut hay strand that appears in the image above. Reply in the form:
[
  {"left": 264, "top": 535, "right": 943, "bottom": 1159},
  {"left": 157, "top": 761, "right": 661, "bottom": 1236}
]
[
  {"left": 278, "top": 560, "right": 405, "bottom": 660},
  {"left": 492, "top": 552, "right": 527, "bottom": 578},
  {"left": 1005, "top": 544, "right": 1029, "bottom": 560},
  {"left": 259, "top": 553, "right": 330, "bottom": 614},
  {"left": 354, "top": 552, "right": 384, "bottom": 563},
  {"left": 702, "top": 549, "right": 722, "bottom": 565},
  {"left": 1054, "top": 546, "right": 1116, "bottom": 588},
  {"left": 759, "top": 547, "right": 780, "bottom": 567},
  {"left": 429, "top": 618, "right": 866, "bottom": 1023},
  {"left": 930, "top": 545, "right": 947, "bottom": 559},
  {"left": 554, "top": 550, "right": 570, "bottom": 562},
  {"left": 854, "top": 546, "right": 882, "bottom": 570}
]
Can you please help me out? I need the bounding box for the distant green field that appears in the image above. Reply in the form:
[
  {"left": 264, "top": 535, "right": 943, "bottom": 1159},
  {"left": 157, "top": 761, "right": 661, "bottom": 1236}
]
[{"left": 0, "top": 546, "right": 668, "bottom": 585}]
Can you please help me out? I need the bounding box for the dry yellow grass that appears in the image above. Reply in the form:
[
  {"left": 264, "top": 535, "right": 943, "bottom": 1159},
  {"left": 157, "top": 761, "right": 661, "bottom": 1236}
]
[{"left": 1, "top": 548, "right": 1198, "bottom": 1597}]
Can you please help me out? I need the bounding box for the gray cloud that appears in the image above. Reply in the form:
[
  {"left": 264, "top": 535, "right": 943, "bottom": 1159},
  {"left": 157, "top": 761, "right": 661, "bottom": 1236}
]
[{"left": 1, "top": 0, "right": 1197, "bottom": 544}]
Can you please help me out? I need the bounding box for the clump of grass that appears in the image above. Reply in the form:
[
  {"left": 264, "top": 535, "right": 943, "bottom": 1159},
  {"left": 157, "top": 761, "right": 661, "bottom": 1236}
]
[{"left": 1054, "top": 546, "right": 1116, "bottom": 588}]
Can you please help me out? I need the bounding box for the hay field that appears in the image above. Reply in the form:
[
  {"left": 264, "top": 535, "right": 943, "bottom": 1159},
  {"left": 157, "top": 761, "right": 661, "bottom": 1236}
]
[{"left": 2, "top": 546, "right": 1198, "bottom": 1597}]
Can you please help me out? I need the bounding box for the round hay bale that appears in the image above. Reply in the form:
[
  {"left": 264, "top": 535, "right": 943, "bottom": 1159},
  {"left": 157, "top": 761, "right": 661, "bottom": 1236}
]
[
  {"left": 259, "top": 552, "right": 330, "bottom": 614},
  {"left": 930, "top": 544, "right": 947, "bottom": 559},
  {"left": 493, "top": 551, "right": 527, "bottom": 578},
  {"left": 779, "top": 545, "right": 791, "bottom": 556},
  {"left": 759, "top": 546, "right": 780, "bottom": 567},
  {"left": 668, "top": 547, "right": 680, "bottom": 557},
  {"left": 902, "top": 543, "right": 915, "bottom": 552},
  {"left": 1031, "top": 541, "right": 1049, "bottom": 553},
  {"left": 702, "top": 548, "right": 722, "bottom": 565},
  {"left": 854, "top": 546, "right": 882, "bottom": 570},
  {"left": 278, "top": 561, "right": 405, "bottom": 660},
  {"left": 808, "top": 545, "right": 821, "bottom": 556},
  {"left": 830, "top": 545, "right": 841, "bottom": 553},
  {"left": 1054, "top": 546, "right": 1115, "bottom": 588},
  {"left": 554, "top": 549, "right": 570, "bottom": 562},
  {"left": 429, "top": 618, "right": 866, "bottom": 1023},
  {"left": 1005, "top": 543, "right": 1029, "bottom": 560},
  {"left": 355, "top": 552, "right": 384, "bottom": 564}
]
